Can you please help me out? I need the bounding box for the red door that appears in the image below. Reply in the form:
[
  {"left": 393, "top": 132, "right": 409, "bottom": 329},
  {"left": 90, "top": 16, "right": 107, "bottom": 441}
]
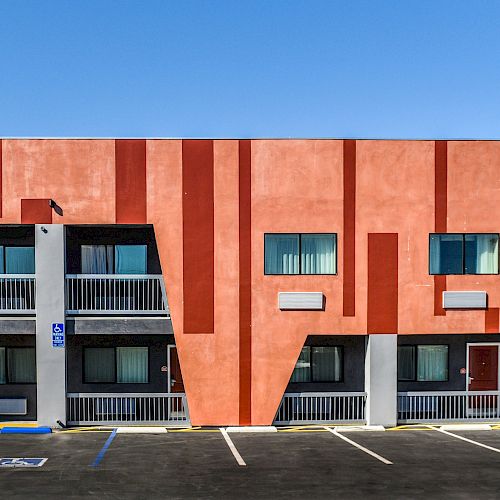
[
  {"left": 169, "top": 347, "right": 185, "bottom": 393},
  {"left": 468, "top": 346, "right": 498, "bottom": 391}
]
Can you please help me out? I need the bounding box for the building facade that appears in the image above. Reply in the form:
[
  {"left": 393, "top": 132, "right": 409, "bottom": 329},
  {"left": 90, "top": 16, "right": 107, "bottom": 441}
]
[{"left": 0, "top": 139, "right": 499, "bottom": 427}]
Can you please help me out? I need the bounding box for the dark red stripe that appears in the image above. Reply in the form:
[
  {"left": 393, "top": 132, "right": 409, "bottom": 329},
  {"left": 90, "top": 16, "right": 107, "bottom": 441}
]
[
  {"left": 21, "top": 199, "right": 52, "bottom": 224},
  {"left": 343, "top": 140, "right": 356, "bottom": 316},
  {"left": 0, "top": 140, "right": 2, "bottom": 218},
  {"left": 367, "top": 233, "right": 398, "bottom": 334},
  {"left": 115, "top": 140, "right": 147, "bottom": 223},
  {"left": 239, "top": 140, "right": 252, "bottom": 425},
  {"left": 485, "top": 308, "right": 499, "bottom": 333},
  {"left": 434, "top": 141, "right": 447, "bottom": 316},
  {"left": 182, "top": 140, "right": 215, "bottom": 334}
]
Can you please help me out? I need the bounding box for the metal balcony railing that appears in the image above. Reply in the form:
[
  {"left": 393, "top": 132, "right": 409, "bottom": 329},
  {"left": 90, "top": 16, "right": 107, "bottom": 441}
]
[
  {"left": 67, "top": 393, "right": 189, "bottom": 425},
  {"left": 65, "top": 274, "right": 169, "bottom": 315},
  {"left": 398, "top": 391, "right": 500, "bottom": 423},
  {"left": 0, "top": 275, "right": 36, "bottom": 314},
  {"left": 273, "top": 392, "right": 367, "bottom": 425}
]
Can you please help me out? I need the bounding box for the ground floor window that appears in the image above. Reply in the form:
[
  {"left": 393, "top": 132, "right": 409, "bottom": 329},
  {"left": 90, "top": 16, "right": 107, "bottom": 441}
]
[
  {"left": 0, "top": 347, "right": 36, "bottom": 384},
  {"left": 84, "top": 347, "right": 149, "bottom": 383},
  {"left": 398, "top": 345, "right": 448, "bottom": 382},
  {"left": 291, "top": 346, "right": 343, "bottom": 383}
]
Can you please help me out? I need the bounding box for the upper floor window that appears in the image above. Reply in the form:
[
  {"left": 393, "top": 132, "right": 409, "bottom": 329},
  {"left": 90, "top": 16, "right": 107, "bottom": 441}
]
[
  {"left": 0, "top": 246, "right": 35, "bottom": 274},
  {"left": 290, "top": 346, "right": 343, "bottom": 383},
  {"left": 81, "top": 245, "right": 147, "bottom": 274},
  {"left": 264, "top": 234, "right": 337, "bottom": 275},
  {"left": 429, "top": 234, "right": 499, "bottom": 275}
]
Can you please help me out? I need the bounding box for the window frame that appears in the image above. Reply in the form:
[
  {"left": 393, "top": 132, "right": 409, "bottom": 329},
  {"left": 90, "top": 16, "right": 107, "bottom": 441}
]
[
  {"left": 264, "top": 233, "right": 337, "bottom": 276},
  {"left": 0, "top": 245, "right": 36, "bottom": 275},
  {"left": 290, "top": 345, "right": 344, "bottom": 384},
  {"left": 429, "top": 233, "right": 500, "bottom": 276},
  {"left": 80, "top": 244, "right": 148, "bottom": 274},
  {"left": 0, "top": 347, "right": 36, "bottom": 385},
  {"left": 83, "top": 346, "right": 150, "bottom": 384},
  {"left": 397, "top": 344, "right": 450, "bottom": 382}
]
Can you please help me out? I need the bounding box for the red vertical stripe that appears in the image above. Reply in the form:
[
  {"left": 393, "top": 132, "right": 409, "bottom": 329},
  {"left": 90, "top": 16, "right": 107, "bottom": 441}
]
[
  {"left": 115, "top": 140, "right": 147, "bottom": 223},
  {"left": 485, "top": 308, "right": 499, "bottom": 333},
  {"left": 434, "top": 141, "right": 447, "bottom": 316},
  {"left": 21, "top": 199, "right": 52, "bottom": 224},
  {"left": 0, "top": 139, "right": 2, "bottom": 218},
  {"left": 343, "top": 140, "right": 356, "bottom": 316},
  {"left": 239, "top": 140, "right": 252, "bottom": 425},
  {"left": 182, "top": 140, "right": 215, "bottom": 334},
  {"left": 367, "top": 233, "right": 398, "bottom": 334}
]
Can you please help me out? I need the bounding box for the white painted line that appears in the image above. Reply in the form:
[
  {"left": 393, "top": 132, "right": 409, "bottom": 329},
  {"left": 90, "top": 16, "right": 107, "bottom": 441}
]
[
  {"left": 226, "top": 426, "right": 277, "bottom": 433},
  {"left": 430, "top": 426, "right": 500, "bottom": 453},
  {"left": 220, "top": 428, "right": 246, "bottom": 466},
  {"left": 117, "top": 427, "right": 167, "bottom": 434},
  {"left": 336, "top": 425, "right": 386, "bottom": 433},
  {"left": 440, "top": 424, "right": 492, "bottom": 431},
  {"left": 324, "top": 426, "right": 393, "bottom": 465}
]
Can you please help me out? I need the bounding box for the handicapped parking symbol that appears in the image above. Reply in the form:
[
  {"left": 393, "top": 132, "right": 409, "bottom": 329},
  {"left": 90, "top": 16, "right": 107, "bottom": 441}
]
[
  {"left": 0, "top": 458, "right": 47, "bottom": 467},
  {"left": 52, "top": 323, "right": 64, "bottom": 334}
]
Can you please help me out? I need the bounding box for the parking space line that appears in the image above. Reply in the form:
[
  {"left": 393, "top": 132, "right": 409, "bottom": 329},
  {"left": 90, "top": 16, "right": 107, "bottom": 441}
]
[
  {"left": 324, "top": 426, "right": 393, "bottom": 465},
  {"left": 91, "top": 428, "right": 117, "bottom": 468},
  {"left": 429, "top": 426, "right": 500, "bottom": 454},
  {"left": 219, "top": 428, "right": 246, "bottom": 466}
]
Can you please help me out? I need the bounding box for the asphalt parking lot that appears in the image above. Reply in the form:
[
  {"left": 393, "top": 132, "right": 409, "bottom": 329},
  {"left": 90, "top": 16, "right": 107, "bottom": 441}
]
[{"left": 2, "top": 427, "right": 500, "bottom": 499}]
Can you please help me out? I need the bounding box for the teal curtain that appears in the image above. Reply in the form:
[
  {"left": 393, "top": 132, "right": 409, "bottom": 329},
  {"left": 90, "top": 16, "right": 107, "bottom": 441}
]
[
  {"left": 5, "top": 247, "right": 35, "bottom": 274},
  {"left": 312, "top": 347, "right": 342, "bottom": 382},
  {"left": 117, "top": 347, "right": 148, "bottom": 383},
  {"left": 115, "top": 245, "right": 147, "bottom": 274},
  {"left": 291, "top": 347, "right": 311, "bottom": 382},
  {"left": 0, "top": 348, "right": 5, "bottom": 384},
  {"left": 264, "top": 235, "right": 299, "bottom": 274},
  {"left": 398, "top": 346, "right": 415, "bottom": 380},
  {"left": 417, "top": 345, "right": 448, "bottom": 381},
  {"left": 301, "top": 234, "right": 336, "bottom": 274},
  {"left": 7, "top": 348, "right": 36, "bottom": 383},
  {"left": 84, "top": 348, "right": 115, "bottom": 383}
]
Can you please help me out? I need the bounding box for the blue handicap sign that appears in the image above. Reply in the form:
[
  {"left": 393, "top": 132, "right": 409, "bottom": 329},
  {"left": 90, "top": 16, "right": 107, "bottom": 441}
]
[
  {"left": 0, "top": 458, "right": 47, "bottom": 467},
  {"left": 52, "top": 323, "right": 64, "bottom": 348}
]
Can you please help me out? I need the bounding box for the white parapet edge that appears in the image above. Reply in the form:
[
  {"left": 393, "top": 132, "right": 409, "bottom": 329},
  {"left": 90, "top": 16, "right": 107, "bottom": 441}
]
[
  {"left": 439, "top": 424, "right": 492, "bottom": 431},
  {"left": 116, "top": 427, "right": 168, "bottom": 434},
  {"left": 225, "top": 426, "right": 277, "bottom": 433},
  {"left": 334, "top": 425, "right": 386, "bottom": 432}
]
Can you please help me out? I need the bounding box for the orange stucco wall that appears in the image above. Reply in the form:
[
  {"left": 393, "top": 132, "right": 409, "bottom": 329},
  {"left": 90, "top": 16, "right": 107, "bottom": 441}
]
[{"left": 1, "top": 138, "right": 499, "bottom": 425}]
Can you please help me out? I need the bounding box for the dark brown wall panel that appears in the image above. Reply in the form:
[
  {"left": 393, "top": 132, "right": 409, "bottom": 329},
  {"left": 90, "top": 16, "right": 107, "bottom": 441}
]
[
  {"left": 0, "top": 140, "right": 2, "bottom": 218},
  {"left": 367, "top": 233, "right": 398, "bottom": 334},
  {"left": 239, "top": 140, "right": 252, "bottom": 425},
  {"left": 485, "top": 308, "right": 499, "bottom": 333},
  {"left": 434, "top": 141, "right": 447, "bottom": 316},
  {"left": 182, "top": 140, "right": 215, "bottom": 334},
  {"left": 115, "top": 139, "right": 147, "bottom": 223},
  {"left": 21, "top": 199, "right": 52, "bottom": 224},
  {"left": 343, "top": 140, "right": 356, "bottom": 316}
]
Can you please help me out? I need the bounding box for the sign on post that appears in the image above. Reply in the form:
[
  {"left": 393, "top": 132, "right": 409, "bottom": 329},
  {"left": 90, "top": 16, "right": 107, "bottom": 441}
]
[{"left": 51, "top": 323, "right": 65, "bottom": 348}]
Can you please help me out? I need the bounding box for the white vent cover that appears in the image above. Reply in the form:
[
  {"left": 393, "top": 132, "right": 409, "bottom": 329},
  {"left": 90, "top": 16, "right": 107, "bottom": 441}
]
[
  {"left": 278, "top": 292, "right": 324, "bottom": 310},
  {"left": 0, "top": 398, "right": 27, "bottom": 416},
  {"left": 443, "top": 291, "right": 487, "bottom": 309}
]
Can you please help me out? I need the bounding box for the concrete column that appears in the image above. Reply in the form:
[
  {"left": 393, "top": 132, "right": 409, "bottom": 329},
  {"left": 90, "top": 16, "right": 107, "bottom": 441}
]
[
  {"left": 35, "top": 224, "right": 66, "bottom": 426},
  {"left": 365, "top": 334, "right": 397, "bottom": 427}
]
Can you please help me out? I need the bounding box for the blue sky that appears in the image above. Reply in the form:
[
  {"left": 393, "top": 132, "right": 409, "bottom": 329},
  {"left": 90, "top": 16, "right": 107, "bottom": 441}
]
[{"left": 0, "top": 0, "right": 499, "bottom": 138}]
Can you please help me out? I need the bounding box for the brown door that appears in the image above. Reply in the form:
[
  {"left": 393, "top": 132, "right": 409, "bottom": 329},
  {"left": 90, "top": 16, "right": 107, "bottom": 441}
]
[
  {"left": 468, "top": 346, "right": 498, "bottom": 391},
  {"left": 169, "top": 347, "right": 185, "bottom": 393}
]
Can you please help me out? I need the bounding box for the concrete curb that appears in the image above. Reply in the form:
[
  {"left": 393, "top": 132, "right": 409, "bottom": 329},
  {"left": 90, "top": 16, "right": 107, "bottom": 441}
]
[{"left": 225, "top": 426, "right": 277, "bottom": 433}]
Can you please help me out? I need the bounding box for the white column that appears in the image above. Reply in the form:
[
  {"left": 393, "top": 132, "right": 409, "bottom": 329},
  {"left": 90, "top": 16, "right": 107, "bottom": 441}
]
[
  {"left": 35, "top": 224, "right": 66, "bottom": 426},
  {"left": 365, "top": 334, "right": 397, "bottom": 427}
]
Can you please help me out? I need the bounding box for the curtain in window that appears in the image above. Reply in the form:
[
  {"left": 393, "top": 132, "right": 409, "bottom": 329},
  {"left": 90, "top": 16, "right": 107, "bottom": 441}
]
[
  {"left": 468, "top": 234, "right": 499, "bottom": 274},
  {"left": 301, "top": 235, "right": 336, "bottom": 274},
  {"left": 0, "top": 348, "right": 5, "bottom": 384},
  {"left": 84, "top": 348, "right": 115, "bottom": 383},
  {"left": 115, "top": 246, "right": 147, "bottom": 274},
  {"left": 7, "top": 348, "right": 36, "bottom": 383},
  {"left": 312, "top": 347, "right": 342, "bottom": 382},
  {"left": 0, "top": 247, "right": 4, "bottom": 274},
  {"left": 417, "top": 345, "right": 448, "bottom": 381},
  {"left": 429, "top": 234, "right": 463, "bottom": 274},
  {"left": 81, "top": 245, "right": 114, "bottom": 274},
  {"left": 117, "top": 347, "right": 148, "bottom": 383},
  {"left": 5, "top": 247, "right": 35, "bottom": 274},
  {"left": 264, "top": 235, "right": 299, "bottom": 274},
  {"left": 398, "top": 346, "right": 415, "bottom": 380},
  {"left": 290, "top": 347, "right": 311, "bottom": 382}
]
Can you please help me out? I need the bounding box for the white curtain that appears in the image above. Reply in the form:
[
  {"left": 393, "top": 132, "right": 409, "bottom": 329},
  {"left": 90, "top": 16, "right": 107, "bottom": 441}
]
[
  {"left": 265, "top": 235, "right": 299, "bottom": 274},
  {"left": 81, "top": 245, "right": 114, "bottom": 274},
  {"left": 290, "top": 347, "right": 311, "bottom": 382},
  {"left": 397, "top": 346, "right": 415, "bottom": 380},
  {"left": 417, "top": 345, "right": 448, "bottom": 381},
  {"left": 312, "top": 347, "right": 342, "bottom": 382},
  {"left": 301, "top": 235, "right": 336, "bottom": 274},
  {"left": 0, "top": 347, "right": 5, "bottom": 384},
  {"left": 117, "top": 347, "right": 148, "bottom": 383},
  {"left": 5, "top": 247, "right": 35, "bottom": 274},
  {"left": 474, "top": 234, "right": 498, "bottom": 274},
  {"left": 7, "top": 348, "right": 36, "bottom": 383},
  {"left": 115, "top": 245, "right": 147, "bottom": 274},
  {"left": 84, "top": 348, "right": 115, "bottom": 383}
]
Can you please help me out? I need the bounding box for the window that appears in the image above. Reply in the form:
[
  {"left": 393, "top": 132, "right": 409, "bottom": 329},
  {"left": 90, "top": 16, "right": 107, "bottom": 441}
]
[
  {"left": 81, "top": 245, "right": 147, "bottom": 274},
  {"left": 265, "top": 234, "right": 336, "bottom": 275},
  {"left": 84, "top": 347, "right": 149, "bottom": 383},
  {"left": 290, "top": 346, "right": 343, "bottom": 383},
  {"left": 0, "top": 347, "right": 36, "bottom": 384},
  {"left": 0, "top": 246, "right": 35, "bottom": 274},
  {"left": 398, "top": 345, "right": 448, "bottom": 382},
  {"left": 430, "top": 234, "right": 499, "bottom": 275}
]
